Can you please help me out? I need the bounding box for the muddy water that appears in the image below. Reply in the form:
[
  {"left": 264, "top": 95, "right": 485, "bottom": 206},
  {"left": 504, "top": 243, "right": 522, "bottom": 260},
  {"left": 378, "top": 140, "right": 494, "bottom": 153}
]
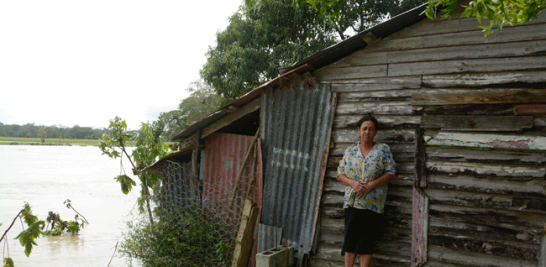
[{"left": 0, "top": 145, "right": 142, "bottom": 267}]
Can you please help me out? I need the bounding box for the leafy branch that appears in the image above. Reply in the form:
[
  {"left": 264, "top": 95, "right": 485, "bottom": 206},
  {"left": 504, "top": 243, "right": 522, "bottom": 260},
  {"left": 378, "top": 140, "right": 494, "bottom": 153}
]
[{"left": 426, "top": 0, "right": 546, "bottom": 36}]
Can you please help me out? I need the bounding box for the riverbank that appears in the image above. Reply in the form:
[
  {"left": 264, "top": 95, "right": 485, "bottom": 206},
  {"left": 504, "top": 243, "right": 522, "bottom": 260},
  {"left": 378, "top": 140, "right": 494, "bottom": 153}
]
[{"left": 0, "top": 137, "right": 103, "bottom": 146}]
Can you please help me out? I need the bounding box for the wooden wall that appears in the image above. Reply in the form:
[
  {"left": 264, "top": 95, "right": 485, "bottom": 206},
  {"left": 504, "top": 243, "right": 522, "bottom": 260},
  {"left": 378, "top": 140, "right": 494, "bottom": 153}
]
[{"left": 310, "top": 8, "right": 546, "bottom": 267}]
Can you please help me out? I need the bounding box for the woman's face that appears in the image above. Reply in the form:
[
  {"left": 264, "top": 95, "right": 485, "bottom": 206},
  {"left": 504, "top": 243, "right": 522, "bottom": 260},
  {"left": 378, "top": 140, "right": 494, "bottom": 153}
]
[{"left": 358, "top": 120, "right": 377, "bottom": 143}]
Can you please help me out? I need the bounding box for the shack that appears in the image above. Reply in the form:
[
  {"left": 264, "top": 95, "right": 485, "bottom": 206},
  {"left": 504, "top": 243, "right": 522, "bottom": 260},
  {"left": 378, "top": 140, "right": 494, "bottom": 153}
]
[{"left": 144, "top": 1, "right": 546, "bottom": 266}]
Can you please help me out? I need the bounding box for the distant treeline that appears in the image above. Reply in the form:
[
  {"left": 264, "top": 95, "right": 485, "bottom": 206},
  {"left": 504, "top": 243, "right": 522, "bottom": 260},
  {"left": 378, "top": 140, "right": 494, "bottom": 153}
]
[{"left": 0, "top": 122, "right": 113, "bottom": 140}]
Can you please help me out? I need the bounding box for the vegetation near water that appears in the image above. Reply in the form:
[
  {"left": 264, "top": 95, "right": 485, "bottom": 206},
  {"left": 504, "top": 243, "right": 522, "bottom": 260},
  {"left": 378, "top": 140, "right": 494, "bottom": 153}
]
[{"left": 0, "top": 137, "right": 135, "bottom": 147}]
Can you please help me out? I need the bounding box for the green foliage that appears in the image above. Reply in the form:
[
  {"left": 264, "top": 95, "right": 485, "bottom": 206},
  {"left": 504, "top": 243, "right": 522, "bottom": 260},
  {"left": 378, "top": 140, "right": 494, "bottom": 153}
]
[
  {"left": 0, "top": 122, "right": 111, "bottom": 140},
  {"left": 120, "top": 208, "right": 234, "bottom": 267},
  {"left": 14, "top": 203, "right": 44, "bottom": 258},
  {"left": 3, "top": 258, "right": 14, "bottom": 267},
  {"left": 201, "top": 0, "right": 336, "bottom": 101},
  {"left": 114, "top": 175, "right": 137, "bottom": 195},
  {"left": 302, "top": 0, "right": 426, "bottom": 38},
  {"left": 426, "top": 0, "right": 546, "bottom": 36}
]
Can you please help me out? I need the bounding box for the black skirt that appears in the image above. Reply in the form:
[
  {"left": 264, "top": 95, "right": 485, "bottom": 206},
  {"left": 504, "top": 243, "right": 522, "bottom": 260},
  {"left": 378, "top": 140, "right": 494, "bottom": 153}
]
[{"left": 341, "top": 207, "right": 384, "bottom": 256}]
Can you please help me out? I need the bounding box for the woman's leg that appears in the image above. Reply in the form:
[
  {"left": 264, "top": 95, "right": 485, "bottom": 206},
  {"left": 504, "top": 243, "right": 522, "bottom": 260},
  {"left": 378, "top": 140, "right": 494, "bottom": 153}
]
[
  {"left": 344, "top": 252, "right": 357, "bottom": 267},
  {"left": 360, "top": 254, "right": 372, "bottom": 267}
]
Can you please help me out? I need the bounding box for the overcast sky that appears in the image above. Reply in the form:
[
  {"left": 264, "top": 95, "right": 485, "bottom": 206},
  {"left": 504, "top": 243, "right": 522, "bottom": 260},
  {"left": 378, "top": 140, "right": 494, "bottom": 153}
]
[{"left": 0, "top": 0, "right": 242, "bottom": 129}]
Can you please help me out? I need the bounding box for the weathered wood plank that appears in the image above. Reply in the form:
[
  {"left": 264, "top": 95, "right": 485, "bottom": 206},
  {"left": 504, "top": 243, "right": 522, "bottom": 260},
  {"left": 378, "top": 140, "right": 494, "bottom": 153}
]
[
  {"left": 334, "top": 115, "right": 420, "bottom": 129},
  {"left": 390, "top": 55, "right": 546, "bottom": 77},
  {"left": 426, "top": 132, "right": 546, "bottom": 151},
  {"left": 388, "top": 40, "right": 546, "bottom": 64},
  {"left": 425, "top": 146, "right": 546, "bottom": 165},
  {"left": 429, "top": 214, "right": 543, "bottom": 245},
  {"left": 425, "top": 188, "right": 546, "bottom": 213},
  {"left": 333, "top": 128, "right": 415, "bottom": 143},
  {"left": 365, "top": 22, "right": 546, "bottom": 53},
  {"left": 326, "top": 76, "right": 422, "bottom": 91},
  {"left": 413, "top": 89, "right": 546, "bottom": 106},
  {"left": 202, "top": 98, "right": 261, "bottom": 139},
  {"left": 322, "top": 201, "right": 413, "bottom": 219},
  {"left": 330, "top": 143, "right": 415, "bottom": 156},
  {"left": 336, "top": 101, "right": 422, "bottom": 115},
  {"left": 429, "top": 204, "right": 546, "bottom": 230},
  {"left": 422, "top": 70, "right": 546, "bottom": 88},
  {"left": 314, "top": 64, "right": 387, "bottom": 81},
  {"left": 424, "top": 103, "right": 517, "bottom": 115},
  {"left": 540, "top": 223, "right": 546, "bottom": 266},
  {"left": 518, "top": 105, "right": 546, "bottom": 116},
  {"left": 328, "top": 50, "right": 388, "bottom": 68},
  {"left": 427, "top": 244, "right": 537, "bottom": 267},
  {"left": 427, "top": 174, "right": 546, "bottom": 197},
  {"left": 421, "top": 115, "right": 534, "bottom": 131}
]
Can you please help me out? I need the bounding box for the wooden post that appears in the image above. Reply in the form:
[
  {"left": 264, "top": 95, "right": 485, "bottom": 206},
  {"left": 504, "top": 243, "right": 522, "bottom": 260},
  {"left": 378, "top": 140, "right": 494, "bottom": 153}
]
[
  {"left": 539, "top": 222, "right": 546, "bottom": 267},
  {"left": 232, "top": 199, "right": 259, "bottom": 267}
]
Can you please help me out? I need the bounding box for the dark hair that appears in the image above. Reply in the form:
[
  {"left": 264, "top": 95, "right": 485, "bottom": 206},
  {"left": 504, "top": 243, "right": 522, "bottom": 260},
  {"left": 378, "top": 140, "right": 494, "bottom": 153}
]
[{"left": 357, "top": 114, "right": 379, "bottom": 130}]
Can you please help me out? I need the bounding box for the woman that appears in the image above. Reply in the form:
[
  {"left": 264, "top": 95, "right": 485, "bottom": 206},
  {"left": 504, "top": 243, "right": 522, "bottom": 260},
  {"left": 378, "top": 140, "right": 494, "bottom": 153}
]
[{"left": 337, "top": 114, "right": 397, "bottom": 267}]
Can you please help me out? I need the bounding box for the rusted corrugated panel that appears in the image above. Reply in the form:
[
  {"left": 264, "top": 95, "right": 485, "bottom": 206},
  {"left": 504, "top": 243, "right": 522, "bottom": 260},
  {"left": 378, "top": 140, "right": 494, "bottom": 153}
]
[
  {"left": 202, "top": 132, "right": 263, "bottom": 267},
  {"left": 260, "top": 80, "right": 336, "bottom": 258}
]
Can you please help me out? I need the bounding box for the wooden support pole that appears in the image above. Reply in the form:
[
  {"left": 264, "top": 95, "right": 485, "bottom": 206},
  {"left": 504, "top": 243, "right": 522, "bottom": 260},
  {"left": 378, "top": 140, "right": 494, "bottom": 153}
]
[
  {"left": 231, "top": 199, "right": 259, "bottom": 267},
  {"left": 229, "top": 128, "right": 260, "bottom": 211}
]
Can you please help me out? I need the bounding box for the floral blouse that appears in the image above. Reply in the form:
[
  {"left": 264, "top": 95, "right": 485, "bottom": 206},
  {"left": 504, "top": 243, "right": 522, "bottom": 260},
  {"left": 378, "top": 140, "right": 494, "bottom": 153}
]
[{"left": 337, "top": 142, "right": 396, "bottom": 213}]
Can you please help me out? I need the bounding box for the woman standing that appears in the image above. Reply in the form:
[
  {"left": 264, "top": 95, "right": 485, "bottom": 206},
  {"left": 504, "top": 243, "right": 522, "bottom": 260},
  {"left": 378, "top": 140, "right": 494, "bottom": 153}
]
[{"left": 336, "top": 114, "right": 397, "bottom": 267}]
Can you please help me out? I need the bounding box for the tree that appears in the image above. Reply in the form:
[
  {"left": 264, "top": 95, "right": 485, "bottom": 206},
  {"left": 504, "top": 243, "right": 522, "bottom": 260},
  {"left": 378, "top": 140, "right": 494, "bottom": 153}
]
[
  {"left": 426, "top": 0, "right": 546, "bottom": 36},
  {"left": 201, "top": 0, "right": 337, "bottom": 101},
  {"left": 303, "top": 0, "right": 426, "bottom": 39},
  {"left": 158, "top": 80, "right": 224, "bottom": 139},
  {"left": 99, "top": 117, "right": 171, "bottom": 226},
  {"left": 37, "top": 127, "right": 47, "bottom": 143}
]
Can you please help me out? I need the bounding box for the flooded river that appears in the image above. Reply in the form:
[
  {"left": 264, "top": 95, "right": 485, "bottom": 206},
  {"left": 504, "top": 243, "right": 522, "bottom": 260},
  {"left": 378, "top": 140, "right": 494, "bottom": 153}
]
[{"left": 0, "top": 145, "right": 142, "bottom": 266}]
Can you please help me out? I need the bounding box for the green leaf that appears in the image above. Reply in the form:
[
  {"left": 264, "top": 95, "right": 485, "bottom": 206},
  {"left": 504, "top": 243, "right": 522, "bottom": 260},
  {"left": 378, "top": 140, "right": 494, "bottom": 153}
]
[
  {"left": 3, "top": 257, "right": 14, "bottom": 267},
  {"left": 114, "top": 175, "right": 137, "bottom": 195}
]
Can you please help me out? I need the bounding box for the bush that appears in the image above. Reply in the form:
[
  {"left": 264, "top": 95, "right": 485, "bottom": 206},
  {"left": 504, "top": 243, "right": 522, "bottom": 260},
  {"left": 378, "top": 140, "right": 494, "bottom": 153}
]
[{"left": 120, "top": 207, "right": 235, "bottom": 267}]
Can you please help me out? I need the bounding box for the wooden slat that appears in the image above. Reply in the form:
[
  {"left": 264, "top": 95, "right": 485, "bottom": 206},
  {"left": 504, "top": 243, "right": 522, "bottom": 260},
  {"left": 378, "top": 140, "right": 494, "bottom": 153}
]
[
  {"left": 425, "top": 188, "right": 546, "bottom": 213},
  {"left": 329, "top": 50, "right": 388, "bottom": 67},
  {"left": 427, "top": 174, "right": 546, "bottom": 197},
  {"left": 424, "top": 104, "right": 516, "bottom": 115},
  {"left": 365, "top": 22, "right": 546, "bottom": 53},
  {"left": 313, "top": 64, "right": 387, "bottom": 81},
  {"left": 391, "top": 55, "right": 546, "bottom": 77},
  {"left": 429, "top": 204, "right": 546, "bottom": 231},
  {"left": 429, "top": 215, "right": 543, "bottom": 245},
  {"left": 330, "top": 143, "right": 415, "bottom": 156},
  {"left": 540, "top": 223, "right": 546, "bottom": 267},
  {"left": 326, "top": 76, "right": 422, "bottom": 91},
  {"left": 426, "top": 146, "right": 546, "bottom": 165},
  {"left": 336, "top": 101, "right": 422, "bottom": 115},
  {"left": 333, "top": 128, "right": 415, "bottom": 143},
  {"left": 427, "top": 245, "right": 537, "bottom": 267},
  {"left": 421, "top": 115, "right": 533, "bottom": 131},
  {"left": 413, "top": 89, "right": 546, "bottom": 106},
  {"left": 426, "top": 132, "right": 546, "bottom": 151},
  {"left": 422, "top": 70, "right": 546, "bottom": 88},
  {"left": 518, "top": 105, "right": 546, "bottom": 115},
  {"left": 388, "top": 40, "right": 546, "bottom": 64}
]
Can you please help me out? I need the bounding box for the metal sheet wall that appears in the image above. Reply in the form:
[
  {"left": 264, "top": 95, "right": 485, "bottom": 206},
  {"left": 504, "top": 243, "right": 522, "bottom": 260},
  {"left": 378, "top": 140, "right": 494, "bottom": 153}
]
[{"left": 260, "top": 80, "right": 336, "bottom": 258}]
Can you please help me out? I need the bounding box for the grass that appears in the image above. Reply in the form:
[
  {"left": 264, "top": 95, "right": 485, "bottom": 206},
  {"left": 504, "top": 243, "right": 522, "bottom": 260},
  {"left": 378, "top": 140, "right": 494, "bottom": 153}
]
[{"left": 0, "top": 137, "right": 136, "bottom": 147}]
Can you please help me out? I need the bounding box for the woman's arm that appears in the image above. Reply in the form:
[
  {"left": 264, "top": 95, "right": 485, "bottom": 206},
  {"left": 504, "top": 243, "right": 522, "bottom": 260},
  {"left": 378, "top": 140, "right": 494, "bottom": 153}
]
[
  {"left": 356, "top": 173, "right": 394, "bottom": 198},
  {"left": 337, "top": 174, "right": 368, "bottom": 196}
]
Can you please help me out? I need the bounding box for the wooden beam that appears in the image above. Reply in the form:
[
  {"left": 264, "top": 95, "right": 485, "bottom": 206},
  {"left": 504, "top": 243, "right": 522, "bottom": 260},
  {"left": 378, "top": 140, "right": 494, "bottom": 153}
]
[
  {"left": 516, "top": 105, "right": 546, "bottom": 115},
  {"left": 421, "top": 115, "right": 533, "bottom": 131},
  {"left": 201, "top": 97, "right": 261, "bottom": 139},
  {"left": 540, "top": 223, "right": 546, "bottom": 267},
  {"left": 426, "top": 132, "right": 546, "bottom": 151},
  {"left": 415, "top": 128, "right": 427, "bottom": 188},
  {"left": 232, "top": 199, "right": 259, "bottom": 267},
  {"left": 362, "top": 32, "right": 379, "bottom": 44},
  {"left": 412, "top": 90, "right": 546, "bottom": 106}
]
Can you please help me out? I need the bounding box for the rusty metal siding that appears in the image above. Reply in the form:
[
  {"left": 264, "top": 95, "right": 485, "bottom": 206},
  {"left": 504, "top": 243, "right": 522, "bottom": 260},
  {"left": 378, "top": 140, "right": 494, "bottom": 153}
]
[{"left": 260, "top": 80, "right": 336, "bottom": 258}]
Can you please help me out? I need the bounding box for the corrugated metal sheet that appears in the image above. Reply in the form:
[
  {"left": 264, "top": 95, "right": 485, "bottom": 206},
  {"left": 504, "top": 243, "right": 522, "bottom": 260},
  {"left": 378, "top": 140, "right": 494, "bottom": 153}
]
[
  {"left": 202, "top": 132, "right": 263, "bottom": 267},
  {"left": 260, "top": 80, "right": 337, "bottom": 258}
]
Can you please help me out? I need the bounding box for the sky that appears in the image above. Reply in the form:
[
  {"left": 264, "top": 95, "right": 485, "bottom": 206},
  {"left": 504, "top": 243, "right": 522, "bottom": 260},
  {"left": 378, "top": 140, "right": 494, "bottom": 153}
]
[{"left": 0, "top": 0, "right": 243, "bottom": 130}]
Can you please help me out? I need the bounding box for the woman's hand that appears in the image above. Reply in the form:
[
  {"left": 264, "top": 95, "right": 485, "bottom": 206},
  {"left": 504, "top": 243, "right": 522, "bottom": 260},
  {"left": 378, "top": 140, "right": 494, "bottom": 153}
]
[{"left": 353, "top": 181, "right": 370, "bottom": 199}]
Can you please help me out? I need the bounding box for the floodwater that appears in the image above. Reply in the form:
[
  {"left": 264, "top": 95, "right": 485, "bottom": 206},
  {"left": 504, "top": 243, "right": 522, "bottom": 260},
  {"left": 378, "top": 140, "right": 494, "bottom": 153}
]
[{"left": 0, "top": 145, "right": 142, "bottom": 267}]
